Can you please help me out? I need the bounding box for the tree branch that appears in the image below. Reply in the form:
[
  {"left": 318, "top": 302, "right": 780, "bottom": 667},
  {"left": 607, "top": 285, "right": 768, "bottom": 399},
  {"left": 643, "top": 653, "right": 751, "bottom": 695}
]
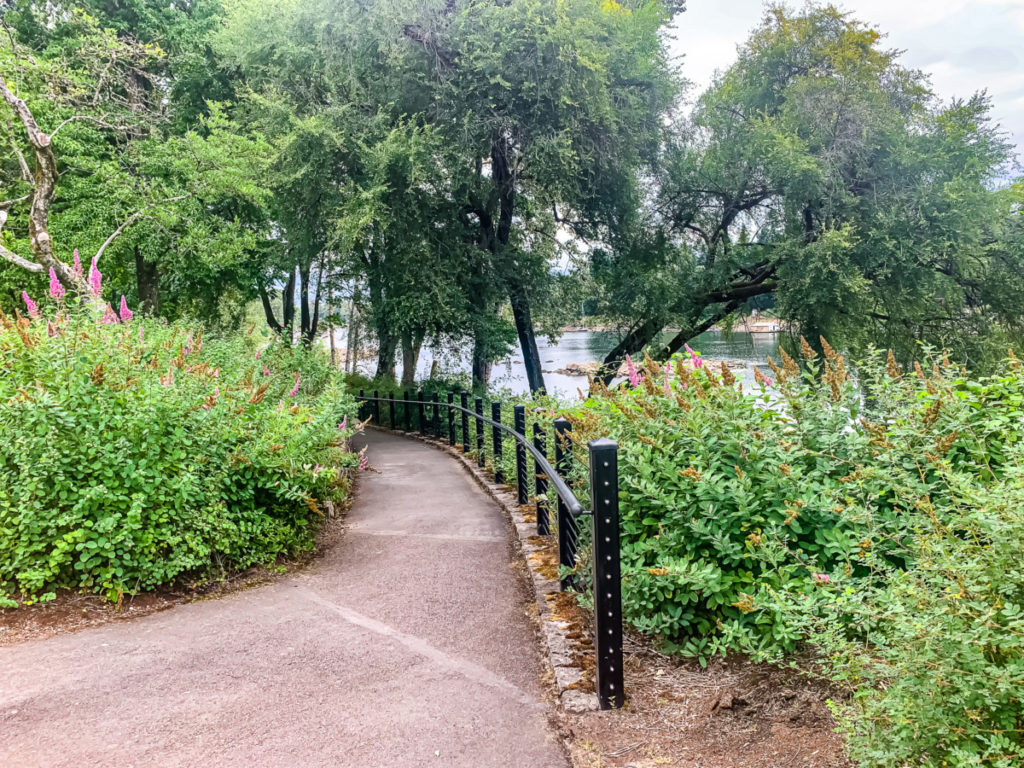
[{"left": 93, "top": 195, "right": 190, "bottom": 263}]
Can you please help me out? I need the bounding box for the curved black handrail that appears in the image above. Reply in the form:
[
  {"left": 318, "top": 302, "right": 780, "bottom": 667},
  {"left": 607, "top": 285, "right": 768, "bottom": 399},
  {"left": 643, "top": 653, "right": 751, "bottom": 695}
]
[{"left": 356, "top": 394, "right": 586, "bottom": 518}]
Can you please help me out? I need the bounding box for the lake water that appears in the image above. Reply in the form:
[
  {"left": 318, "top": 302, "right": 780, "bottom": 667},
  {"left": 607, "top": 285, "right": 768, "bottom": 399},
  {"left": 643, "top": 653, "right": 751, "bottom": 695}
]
[{"left": 341, "top": 328, "right": 784, "bottom": 398}]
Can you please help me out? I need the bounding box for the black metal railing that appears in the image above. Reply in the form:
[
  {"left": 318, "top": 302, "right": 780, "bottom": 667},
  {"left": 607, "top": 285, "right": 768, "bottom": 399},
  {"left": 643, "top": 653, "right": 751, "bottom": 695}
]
[{"left": 357, "top": 389, "right": 624, "bottom": 709}]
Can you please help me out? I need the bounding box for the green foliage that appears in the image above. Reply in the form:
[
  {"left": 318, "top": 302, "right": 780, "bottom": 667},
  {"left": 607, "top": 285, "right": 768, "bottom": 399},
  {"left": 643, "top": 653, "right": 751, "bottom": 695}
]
[
  {"left": 0, "top": 298, "right": 358, "bottom": 603},
  {"left": 552, "top": 343, "right": 1024, "bottom": 764}
]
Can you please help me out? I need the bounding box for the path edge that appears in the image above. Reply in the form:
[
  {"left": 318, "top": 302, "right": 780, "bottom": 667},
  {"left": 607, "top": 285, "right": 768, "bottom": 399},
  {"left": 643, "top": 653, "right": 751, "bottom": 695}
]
[{"left": 366, "top": 425, "right": 600, "bottom": 715}]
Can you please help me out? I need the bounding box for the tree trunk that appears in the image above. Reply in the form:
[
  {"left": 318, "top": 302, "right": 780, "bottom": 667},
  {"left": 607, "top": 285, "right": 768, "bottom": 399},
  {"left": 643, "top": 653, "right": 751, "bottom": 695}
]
[
  {"left": 507, "top": 281, "right": 545, "bottom": 393},
  {"left": 135, "top": 246, "right": 159, "bottom": 314},
  {"left": 401, "top": 332, "right": 423, "bottom": 387},
  {"left": 282, "top": 266, "right": 296, "bottom": 336},
  {"left": 376, "top": 329, "right": 398, "bottom": 381},
  {"left": 471, "top": 332, "right": 492, "bottom": 389}
]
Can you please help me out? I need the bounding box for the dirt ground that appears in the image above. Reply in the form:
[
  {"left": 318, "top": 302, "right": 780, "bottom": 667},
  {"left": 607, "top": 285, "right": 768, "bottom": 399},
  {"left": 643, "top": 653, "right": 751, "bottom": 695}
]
[{"left": 559, "top": 633, "right": 851, "bottom": 768}]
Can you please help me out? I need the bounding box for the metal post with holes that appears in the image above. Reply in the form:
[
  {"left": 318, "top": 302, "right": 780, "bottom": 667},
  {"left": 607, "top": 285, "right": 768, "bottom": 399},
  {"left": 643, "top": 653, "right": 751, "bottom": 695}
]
[
  {"left": 432, "top": 393, "right": 441, "bottom": 439},
  {"left": 589, "top": 438, "right": 624, "bottom": 710},
  {"left": 491, "top": 402, "right": 504, "bottom": 484},
  {"left": 475, "top": 397, "right": 485, "bottom": 467},
  {"left": 554, "top": 417, "right": 576, "bottom": 590},
  {"left": 447, "top": 392, "right": 456, "bottom": 445},
  {"left": 417, "top": 390, "right": 426, "bottom": 433},
  {"left": 372, "top": 390, "right": 380, "bottom": 424},
  {"left": 388, "top": 393, "right": 396, "bottom": 429},
  {"left": 460, "top": 392, "right": 470, "bottom": 452},
  {"left": 533, "top": 420, "right": 549, "bottom": 535},
  {"left": 513, "top": 405, "right": 528, "bottom": 505},
  {"left": 403, "top": 390, "right": 412, "bottom": 432}
]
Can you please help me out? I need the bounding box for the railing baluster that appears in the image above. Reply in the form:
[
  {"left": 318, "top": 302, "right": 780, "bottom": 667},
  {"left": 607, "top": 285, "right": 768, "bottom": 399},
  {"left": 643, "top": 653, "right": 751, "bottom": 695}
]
[
  {"left": 554, "top": 417, "right": 576, "bottom": 590},
  {"left": 533, "top": 420, "right": 549, "bottom": 535},
  {"left": 403, "top": 389, "right": 412, "bottom": 432},
  {"left": 388, "top": 392, "right": 396, "bottom": 429},
  {"left": 513, "top": 405, "right": 528, "bottom": 505},
  {"left": 460, "top": 391, "right": 470, "bottom": 452},
  {"left": 475, "top": 396, "right": 485, "bottom": 467},
  {"left": 372, "top": 389, "right": 380, "bottom": 424},
  {"left": 417, "top": 389, "right": 426, "bottom": 433},
  {"left": 447, "top": 391, "right": 456, "bottom": 445},
  {"left": 491, "top": 401, "right": 503, "bottom": 484},
  {"left": 432, "top": 392, "right": 441, "bottom": 439},
  {"left": 589, "top": 438, "right": 624, "bottom": 710},
  {"left": 358, "top": 389, "right": 365, "bottom": 420}
]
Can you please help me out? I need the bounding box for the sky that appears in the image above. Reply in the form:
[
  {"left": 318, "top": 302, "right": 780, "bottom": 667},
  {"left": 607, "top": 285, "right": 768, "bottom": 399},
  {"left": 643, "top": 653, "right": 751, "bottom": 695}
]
[{"left": 669, "top": 0, "right": 1024, "bottom": 161}]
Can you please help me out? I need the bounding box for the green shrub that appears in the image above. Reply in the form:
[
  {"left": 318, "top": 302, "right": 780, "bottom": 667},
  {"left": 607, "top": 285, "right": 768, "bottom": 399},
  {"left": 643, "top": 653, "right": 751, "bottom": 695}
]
[
  {"left": 0, "top": 296, "right": 358, "bottom": 603},
  {"left": 553, "top": 345, "right": 1024, "bottom": 764}
]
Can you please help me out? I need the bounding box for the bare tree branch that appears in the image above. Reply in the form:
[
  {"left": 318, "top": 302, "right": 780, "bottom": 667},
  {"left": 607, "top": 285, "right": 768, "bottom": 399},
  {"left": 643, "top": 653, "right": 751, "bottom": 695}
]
[{"left": 93, "top": 194, "right": 189, "bottom": 263}]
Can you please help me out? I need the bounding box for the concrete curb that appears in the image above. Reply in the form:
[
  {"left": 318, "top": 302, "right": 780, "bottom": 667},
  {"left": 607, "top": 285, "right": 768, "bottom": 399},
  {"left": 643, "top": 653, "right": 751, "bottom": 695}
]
[{"left": 367, "top": 425, "right": 600, "bottom": 714}]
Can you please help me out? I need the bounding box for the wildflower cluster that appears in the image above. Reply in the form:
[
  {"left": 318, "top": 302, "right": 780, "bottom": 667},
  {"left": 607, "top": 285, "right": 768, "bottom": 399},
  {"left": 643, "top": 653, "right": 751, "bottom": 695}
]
[{"left": 0, "top": 287, "right": 358, "bottom": 604}]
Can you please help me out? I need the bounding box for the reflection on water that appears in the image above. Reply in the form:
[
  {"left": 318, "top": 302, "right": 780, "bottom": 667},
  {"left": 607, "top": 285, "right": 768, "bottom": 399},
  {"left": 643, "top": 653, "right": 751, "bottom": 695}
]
[{"left": 408, "top": 328, "right": 784, "bottom": 398}]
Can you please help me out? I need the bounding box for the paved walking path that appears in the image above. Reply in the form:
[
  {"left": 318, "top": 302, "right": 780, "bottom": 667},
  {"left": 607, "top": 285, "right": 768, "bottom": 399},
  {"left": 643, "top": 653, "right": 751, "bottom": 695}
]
[{"left": 0, "top": 430, "right": 568, "bottom": 768}]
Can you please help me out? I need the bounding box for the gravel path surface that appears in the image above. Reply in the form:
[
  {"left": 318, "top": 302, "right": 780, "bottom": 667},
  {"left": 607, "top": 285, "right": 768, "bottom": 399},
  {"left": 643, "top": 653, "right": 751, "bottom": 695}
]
[{"left": 0, "top": 429, "right": 567, "bottom": 768}]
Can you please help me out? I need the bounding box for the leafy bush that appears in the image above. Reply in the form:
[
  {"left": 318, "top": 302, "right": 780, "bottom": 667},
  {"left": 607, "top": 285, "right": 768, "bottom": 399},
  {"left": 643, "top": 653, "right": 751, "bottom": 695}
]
[
  {"left": 554, "top": 345, "right": 1024, "bottom": 766},
  {"left": 0, "top": 294, "right": 358, "bottom": 603}
]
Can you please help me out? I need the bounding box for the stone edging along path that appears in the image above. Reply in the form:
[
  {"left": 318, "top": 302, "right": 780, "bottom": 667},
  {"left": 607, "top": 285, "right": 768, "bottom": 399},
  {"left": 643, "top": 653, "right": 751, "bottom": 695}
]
[{"left": 368, "top": 425, "right": 601, "bottom": 715}]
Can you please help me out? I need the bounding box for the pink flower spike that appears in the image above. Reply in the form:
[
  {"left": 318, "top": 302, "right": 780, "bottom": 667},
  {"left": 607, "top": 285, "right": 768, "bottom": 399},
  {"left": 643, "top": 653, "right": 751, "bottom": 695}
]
[
  {"left": 71, "top": 249, "right": 83, "bottom": 279},
  {"left": 625, "top": 354, "right": 641, "bottom": 387},
  {"left": 255, "top": 348, "right": 261, "bottom": 360},
  {"left": 139, "top": 325, "right": 144, "bottom": 344},
  {"left": 313, "top": 464, "right": 325, "bottom": 475},
  {"left": 663, "top": 365, "right": 671, "bottom": 396},
  {"left": 88, "top": 258, "right": 102, "bottom": 297},
  {"left": 101, "top": 303, "right": 119, "bottom": 324},
  {"left": 46, "top": 320, "right": 58, "bottom": 337},
  {"left": 118, "top": 296, "right": 133, "bottom": 322},
  {"left": 684, "top": 344, "right": 703, "bottom": 368},
  {"left": 21, "top": 291, "right": 39, "bottom": 319},
  {"left": 48, "top": 268, "right": 65, "bottom": 300},
  {"left": 338, "top": 416, "right": 348, "bottom": 432},
  {"left": 812, "top": 573, "right": 831, "bottom": 586},
  {"left": 289, "top": 372, "right": 301, "bottom": 397},
  {"left": 263, "top": 366, "right": 270, "bottom": 377}
]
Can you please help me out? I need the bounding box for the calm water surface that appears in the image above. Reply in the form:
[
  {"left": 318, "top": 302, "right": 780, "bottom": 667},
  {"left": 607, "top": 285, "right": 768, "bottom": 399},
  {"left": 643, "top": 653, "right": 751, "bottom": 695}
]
[{"left": 343, "top": 328, "right": 784, "bottom": 398}]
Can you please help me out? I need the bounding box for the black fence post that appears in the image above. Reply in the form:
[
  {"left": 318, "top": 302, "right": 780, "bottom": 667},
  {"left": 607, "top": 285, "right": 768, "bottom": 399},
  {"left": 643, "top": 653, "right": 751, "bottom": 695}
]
[
  {"left": 432, "top": 393, "right": 441, "bottom": 439},
  {"left": 447, "top": 391, "right": 456, "bottom": 445},
  {"left": 372, "top": 390, "right": 380, "bottom": 424},
  {"left": 513, "top": 405, "right": 528, "bottom": 505},
  {"left": 554, "top": 417, "right": 576, "bottom": 590},
  {"left": 417, "top": 390, "right": 426, "bottom": 433},
  {"left": 491, "top": 401, "right": 504, "bottom": 484},
  {"left": 358, "top": 389, "right": 365, "bottom": 420},
  {"left": 589, "top": 438, "right": 624, "bottom": 710},
  {"left": 533, "top": 420, "right": 549, "bottom": 535},
  {"left": 403, "top": 390, "right": 412, "bottom": 432},
  {"left": 460, "top": 391, "right": 470, "bottom": 452},
  {"left": 475, "top": 396, "right": 485, "bottom": 467},
  {"left": 388, "top": 392, "right": 396, "bottom": 429}
]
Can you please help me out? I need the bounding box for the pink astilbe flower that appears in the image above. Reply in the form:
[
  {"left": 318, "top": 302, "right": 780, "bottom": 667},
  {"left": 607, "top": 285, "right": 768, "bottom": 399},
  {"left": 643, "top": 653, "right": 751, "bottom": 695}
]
[
  {"left": 118, "top": 295, "right": 133, "bottom": 322},
  {"left": 48, "top": 268, "right": 65, "bottom": 300},
  {"left": 182, "top": 329, "right": 193, "bottom": 356},
  {"left": 663, "top": 365, "right": 671, "bottom": 396},
  {"left": 101, "top": 303, "right": 119, "bottom": 324},
  {"left": 312, "top": 464, "right": 325, "bottom": 475},
  {"left": 812, "top": 573, "right": 831, "bottom": 586},
  {"left": 255, "top": 348, "right": 262, "bottom": 360},
  {"left": 337, "top": 416, "right": 348, "bottom": 432},
  {"left": 289, "top": 372, "right": 301, "bottom": 397},
  {"left": 359, "top": 453, "right": 370, "bottom": 472},
  {"left": 21, "top": 291, "right": 38, "bottom": 319},
  {"left": 684, "top": 344, "right": 703, "bottom": 368},
  {"left": 160, "top": 368, "right": 175, "bottom": 387},
  {"left": 71, "top": 249, "right": 84, "bottom": 280},
  {"left": 46, "top": 320, "right": 58, "bottom": 337},
  {"left": 263, "top": 366, "right": 270, "bottom": 377},
  {"left": 625, "top": 354, "right": 641, "bottom": 387},
  {"left": 139, "top": 325, "right": 144, "bottom": 344},
  {"left": 88, "top": 257, "right": 102, "bottom": 297}
]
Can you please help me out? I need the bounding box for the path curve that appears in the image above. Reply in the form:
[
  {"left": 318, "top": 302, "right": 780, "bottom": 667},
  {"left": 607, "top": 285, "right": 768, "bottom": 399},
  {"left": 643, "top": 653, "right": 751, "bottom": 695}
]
[{"left": 0, "top": 430, "right": 568, "bottom": 768}]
